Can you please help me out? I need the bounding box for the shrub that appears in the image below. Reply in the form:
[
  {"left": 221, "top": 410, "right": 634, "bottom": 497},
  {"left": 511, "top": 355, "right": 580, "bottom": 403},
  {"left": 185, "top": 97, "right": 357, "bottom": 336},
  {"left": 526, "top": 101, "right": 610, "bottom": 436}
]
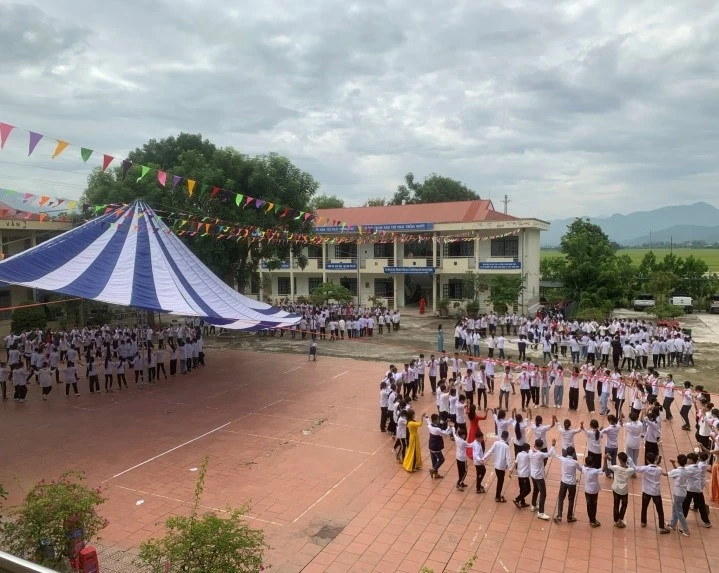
[
  {"left": 137, "top": 458, "right": 267, "bottom": 573},
  {"left": 0, "top": 471, "right": 107, "bottom": 570},
  {"left": 11, "top": 301, "right": 47, "bottom": 333},
  {"left": 651, "top": 304, "right": 684, "bottom": 319},
  {"left": 465, "top": 300, "right": 480, "bottom": 317}
]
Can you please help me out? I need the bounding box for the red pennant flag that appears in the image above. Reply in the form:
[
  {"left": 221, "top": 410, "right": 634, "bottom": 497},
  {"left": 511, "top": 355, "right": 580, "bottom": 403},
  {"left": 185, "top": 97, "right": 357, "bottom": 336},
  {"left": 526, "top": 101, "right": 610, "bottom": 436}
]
[
  {"left": 280, "top": 207, "right": 290, "bottom": 218},
  {"left": 102, "top": 155, "right": 114, "bottom": 171},
  {"left": 23, "top": 193, "right": 33, "bottom": 203},
  {"left": 157, "top": 171, "right": 167, "bottom": 187},
  {"left": 211, "top": 186, "right": 220, "bottom": 197},
  {"left": 0, "top": 123, "right": 14, "bottom": 149},
  {"left": 244, "top": 196, "right": 254, "bottom": 208}
]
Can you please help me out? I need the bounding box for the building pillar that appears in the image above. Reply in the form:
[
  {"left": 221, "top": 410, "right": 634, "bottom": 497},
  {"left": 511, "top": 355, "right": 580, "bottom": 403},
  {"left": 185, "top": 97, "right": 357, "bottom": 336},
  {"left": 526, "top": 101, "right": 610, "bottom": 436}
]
[
  {"left": 31, "top": 231, "right": 37, "bottom": 248},
  {"left": 259, "top": 265, "right": 264, "bottom": 301},
  {"left": 322, "top": 243, "right": 327, "bottom": 283},
  {"left": 432, "top": 233, "right": 438, "bottom": 312},
  {"left": 393, "top": 237, "right": 399, "bottom": 310},
  {"left": 289, "top": 250, "right": 295, "bottom": 301},
  {"left": 474, "top": 232, "right": 480, "bottom": 272}
]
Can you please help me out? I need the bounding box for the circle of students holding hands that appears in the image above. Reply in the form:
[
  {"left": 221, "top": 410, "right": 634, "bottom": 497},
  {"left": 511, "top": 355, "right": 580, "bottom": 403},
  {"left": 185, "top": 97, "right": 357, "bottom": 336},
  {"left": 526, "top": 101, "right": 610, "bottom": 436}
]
[
  {"left": 379, "top": 346, "right": 719, "bottom": 538},
  {"left": 2, "top": 324, "right": 205, "bottom": 402}
]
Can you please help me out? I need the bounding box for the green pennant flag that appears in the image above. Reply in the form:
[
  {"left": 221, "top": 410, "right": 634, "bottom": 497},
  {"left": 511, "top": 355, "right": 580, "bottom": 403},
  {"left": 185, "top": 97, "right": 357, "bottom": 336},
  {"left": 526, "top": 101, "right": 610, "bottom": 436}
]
[
  {"left": 235, "top": 194, "right": 244, "bottom": 206},
  {"left": 200, "top": 183, "right": 209, "bottom": 195},
  {"left": 274, "top": 204, "right": 282, "bottom": 214},
  {"left": 294, "top": 211, "right": 303, "bottom": 220},
  {"left": 93, "top": 204, "right": 106, "bottom": 214},
  {"left": 80, "top": 148, "right": 93, "bottom": 163},
  {"left": 137, "top": 165, "right": 151, "bottom": 182}
]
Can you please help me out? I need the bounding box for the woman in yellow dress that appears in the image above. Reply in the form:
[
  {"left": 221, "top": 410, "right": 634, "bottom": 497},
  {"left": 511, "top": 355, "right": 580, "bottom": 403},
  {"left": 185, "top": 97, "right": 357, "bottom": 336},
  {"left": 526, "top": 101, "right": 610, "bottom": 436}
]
[{"left": 403, "top": 410, "right": 423, "bottom": 472}]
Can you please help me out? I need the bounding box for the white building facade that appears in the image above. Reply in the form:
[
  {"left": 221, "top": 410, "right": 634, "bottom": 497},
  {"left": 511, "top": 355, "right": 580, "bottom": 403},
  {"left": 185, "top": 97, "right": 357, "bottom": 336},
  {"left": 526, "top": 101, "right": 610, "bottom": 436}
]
[{"left": 260, "top": 200, "right": 548, "bottom": 314}]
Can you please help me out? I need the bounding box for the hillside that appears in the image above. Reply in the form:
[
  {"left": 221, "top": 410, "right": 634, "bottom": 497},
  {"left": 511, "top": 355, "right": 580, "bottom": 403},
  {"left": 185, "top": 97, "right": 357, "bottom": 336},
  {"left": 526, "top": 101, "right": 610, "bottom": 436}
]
[{"left": 542, "top": 202, "right": 719, "bottom": 246}]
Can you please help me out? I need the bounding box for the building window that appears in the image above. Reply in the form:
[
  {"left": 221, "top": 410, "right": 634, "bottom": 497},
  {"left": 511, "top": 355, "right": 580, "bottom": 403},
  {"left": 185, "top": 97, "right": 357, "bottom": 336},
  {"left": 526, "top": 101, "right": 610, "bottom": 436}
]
[
  {"left": 307, "top": 245, "right": 323, "bottom": 258},
  {"left": 308, "top": 277, "right": 324, "bottom": 292},
  {"left": 374, "top": 278, "right": 393, "bottom": 297},
  {"left": 340, "top": 277, "right": 357, "bottom": 295},
  {"left": 0, "top": 289, "right": 10, "bottom": 320},
  {"left": 490, "top": 236, "right": 519, "bottom": 258},
  {"left": 443, "top": 241, "right": 474, "bottom": 257},
  {"left": 404, "top": 241, "right": 431, "bottom": 257},
  {"left": 442, "top": 279, "right": 466, "bottom": 300},
  {"left": 334, "top": 243, "right": 357, "bottom": 259},
  {"left": 277, "top": 277, "right": 291, "bottom": 295},
  {"left": 373, "top": 243, "right": 393, "bottom": 258}
]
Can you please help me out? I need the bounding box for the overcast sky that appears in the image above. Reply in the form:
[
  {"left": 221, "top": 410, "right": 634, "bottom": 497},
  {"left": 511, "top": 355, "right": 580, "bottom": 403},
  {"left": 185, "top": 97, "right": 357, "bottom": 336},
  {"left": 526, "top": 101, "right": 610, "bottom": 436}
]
[{"left": 0, "top": 0, "right": 717, "bottom": 219}]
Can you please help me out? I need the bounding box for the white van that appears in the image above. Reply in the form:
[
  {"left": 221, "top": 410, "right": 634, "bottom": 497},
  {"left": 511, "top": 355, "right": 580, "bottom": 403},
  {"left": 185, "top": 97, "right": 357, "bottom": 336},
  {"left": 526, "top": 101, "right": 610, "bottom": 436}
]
[
  {"left": 670, "top": 296, "right": 693, "bottom": 314},
  {"left": 708, "top": 295, "right": 719, "bottom": 314}
]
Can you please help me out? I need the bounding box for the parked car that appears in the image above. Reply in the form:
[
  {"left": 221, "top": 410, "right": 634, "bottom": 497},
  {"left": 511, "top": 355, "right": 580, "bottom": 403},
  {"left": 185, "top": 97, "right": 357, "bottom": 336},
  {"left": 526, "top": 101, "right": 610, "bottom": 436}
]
[
  {"left": 633, "top": 294, "right": 656, "bottom": 311},
  {"left": 708, "top": 295, "right": 719, "bottom": 314},
  {"left": 669, "top": 295, "right": 693, "bottom": 314}
]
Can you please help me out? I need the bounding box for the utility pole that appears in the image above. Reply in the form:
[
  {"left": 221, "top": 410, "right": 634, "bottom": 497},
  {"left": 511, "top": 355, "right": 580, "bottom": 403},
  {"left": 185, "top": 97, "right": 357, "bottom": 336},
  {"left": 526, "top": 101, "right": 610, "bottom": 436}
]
[{"left": 501, "top": 194, "right": 511, "bottom": 214}]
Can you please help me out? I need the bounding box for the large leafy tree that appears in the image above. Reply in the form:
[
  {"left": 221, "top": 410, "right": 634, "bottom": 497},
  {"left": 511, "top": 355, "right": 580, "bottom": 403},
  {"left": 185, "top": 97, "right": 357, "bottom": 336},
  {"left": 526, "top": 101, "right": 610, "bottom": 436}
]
[
  {"left": 559, "top": 218, "right": 627, "bottom": 308},
  {"left": 308, "top": 194, "right": 344, "bottom": 210},
  {"left": 82, "top": 134, "right": 318, "bottom": 292},
  {"left": 390, "top": 172, "right": 479, "bottom": 205}
]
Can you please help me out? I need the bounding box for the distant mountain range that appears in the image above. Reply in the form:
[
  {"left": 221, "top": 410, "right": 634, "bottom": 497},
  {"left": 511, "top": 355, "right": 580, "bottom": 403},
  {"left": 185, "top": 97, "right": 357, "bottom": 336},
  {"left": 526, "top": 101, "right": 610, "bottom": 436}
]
[{"left": 542, "top": 202, "right": 719, "bottom": 247}]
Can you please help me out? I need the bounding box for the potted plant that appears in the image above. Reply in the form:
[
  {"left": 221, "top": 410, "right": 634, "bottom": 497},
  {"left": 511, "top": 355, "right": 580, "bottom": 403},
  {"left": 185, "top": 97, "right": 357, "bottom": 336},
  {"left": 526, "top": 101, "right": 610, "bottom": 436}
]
[{"left": 438, "top": 298, "right": 450, "bottom": 317}]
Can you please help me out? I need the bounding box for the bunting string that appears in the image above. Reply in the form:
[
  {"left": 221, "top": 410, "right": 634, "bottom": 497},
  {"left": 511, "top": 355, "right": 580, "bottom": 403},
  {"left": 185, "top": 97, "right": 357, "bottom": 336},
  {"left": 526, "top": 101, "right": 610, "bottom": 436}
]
[
  {"left": 0, "top": 188, "right": 80, "bottom": 222},
  {"left": 0, "top": 120, "right": 349, "bottom": 228}
]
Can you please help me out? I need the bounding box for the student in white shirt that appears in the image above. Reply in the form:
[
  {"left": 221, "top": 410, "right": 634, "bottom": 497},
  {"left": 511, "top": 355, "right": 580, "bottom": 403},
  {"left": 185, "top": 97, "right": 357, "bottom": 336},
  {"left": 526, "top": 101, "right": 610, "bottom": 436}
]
[
  {"left": 511, "top": 410, "right": 530, "bottom": 456},
  {"left": 679, "top": 381, "right": 693, "bottom": 431},
  {"left": 64, "top": 361, "right": 80, "bottom": 396},
  {"left": 529, "top": 438, "right": 556, "bottom": 520},
  {"left": 620, "top": 411, "right": 643, "bottom": 467},
  {"left": 451, "top": 426, "right": 470, "bottom": 490},
  {"left": 511, "top": 443, "right": 531, "bottom": 508},
  {"left": 558, "top": 419, "right": 582, "bottom": 459},
  {"left": 498, "top": 365, "right": 512, "bottom": 410},
  {"left": 607, "top": 451, "right": 635, "bottom": 528},
  {"left": 601, "top": 415, "right": 621, "bottom": 477},
  {"left": 39, "top": 363, "right": 53, "bottom": 400},
  {"left": 667, "top": 455, "right": 690, "bottom": 535},
  {"left": 581, "top": 461, "right": 604, "bottom": 527},
  {"left": 472, "top": 431, "right": 487, "bottom": 494},
  {"left": 554, "top": 447, "right": 581, "bottom": 523},
  {"left": 682, "top": 452, "right": 712, "bottom": 527},
  {"left": 635, "top": 452, "right": 670, "bottom": 533},
  {"left": 585, "top": 419, "right": 603, "bottom": 469},
  {"left": 663, "top": 374, "right": 676, "bottom": 421},
  {"left": 482, "top": 430, "right": 512, "bottom": 503}
]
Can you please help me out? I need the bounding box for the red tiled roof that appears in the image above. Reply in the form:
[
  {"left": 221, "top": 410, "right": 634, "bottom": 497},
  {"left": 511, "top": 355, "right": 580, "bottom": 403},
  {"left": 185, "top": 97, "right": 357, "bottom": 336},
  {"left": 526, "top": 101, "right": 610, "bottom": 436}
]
[{"left": 315, "top": 200, "right": 517, "bottom": 226}]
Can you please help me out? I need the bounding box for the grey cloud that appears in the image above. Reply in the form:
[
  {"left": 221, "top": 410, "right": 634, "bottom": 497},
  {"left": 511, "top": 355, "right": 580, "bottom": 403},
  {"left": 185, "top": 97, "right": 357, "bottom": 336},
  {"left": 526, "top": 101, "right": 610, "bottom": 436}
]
[{"left": 0, "top": 0, "right": 718, "bottom": 219}]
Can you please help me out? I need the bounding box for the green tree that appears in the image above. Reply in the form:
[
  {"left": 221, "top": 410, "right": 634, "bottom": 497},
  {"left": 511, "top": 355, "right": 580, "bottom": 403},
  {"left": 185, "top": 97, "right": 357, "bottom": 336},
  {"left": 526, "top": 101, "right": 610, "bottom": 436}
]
[
  {"left": 138, "top": 459, "right": 266, "bottom": 573},
  {"left": 308, "top": 194, "right": 344, "bottom": 210},
  {"left": 390, "top": 172, "right": 479, "bottom": 205},
  {"left": 83, "top": 135, "right": 318, "bottom": 293},
  {"left": 11, "top": 301, "right": 47, "bottom": 333},
  {"left": 309, "top": 283, "right": 353, "bottom": 305},
  {"left": 539, "top": 256, "right": 567, "bottom": 283},
  {"left": 647, "top": 270, "right": 678, "bottom": 303},
  {"left": 363, "top": 197, "right": 387, "bottom": 207},
  {"left": 0, "top": 471, "right": 106, "bottom": 570},
  {"left": 559, "top": 219, "right": 624, "bottom": 308},
  {"left": 488, "top": 275, "right": 524, "bottom": 313}
]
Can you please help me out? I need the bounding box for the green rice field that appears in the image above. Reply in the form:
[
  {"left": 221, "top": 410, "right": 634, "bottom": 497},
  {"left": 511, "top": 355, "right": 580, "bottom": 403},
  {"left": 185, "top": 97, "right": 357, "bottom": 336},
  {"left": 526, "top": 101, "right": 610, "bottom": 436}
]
[{"left": 541, "top": 247, "right": 719, "bottom": 273}]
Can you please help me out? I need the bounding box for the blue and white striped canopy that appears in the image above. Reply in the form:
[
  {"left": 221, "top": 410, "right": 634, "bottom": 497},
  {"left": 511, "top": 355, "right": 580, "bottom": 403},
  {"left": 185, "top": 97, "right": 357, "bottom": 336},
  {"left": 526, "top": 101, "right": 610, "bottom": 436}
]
[{"left": 0, "top": 201, "right": 298, "bottom": 330}]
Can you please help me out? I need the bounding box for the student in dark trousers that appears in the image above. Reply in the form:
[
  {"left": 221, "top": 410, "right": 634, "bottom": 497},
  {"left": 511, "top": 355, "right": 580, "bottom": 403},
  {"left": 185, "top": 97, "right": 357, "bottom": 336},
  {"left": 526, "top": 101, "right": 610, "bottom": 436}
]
[
  {"left": 169, "top": 343, "right": 178, "bottom": 376},
  {"left": 635, "top": 452, "right": 671, "bottom": 534},
  {"left": 554, "top": 447, "right": 580, "bottom": 523}
]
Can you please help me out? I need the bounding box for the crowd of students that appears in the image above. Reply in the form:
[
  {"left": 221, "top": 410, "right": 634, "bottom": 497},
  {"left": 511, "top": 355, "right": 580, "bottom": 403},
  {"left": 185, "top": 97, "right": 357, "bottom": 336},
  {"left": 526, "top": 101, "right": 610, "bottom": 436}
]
[
  {"left": 261, "top": 303, "right": 402, "bottom": 339},
  {"left": 1, "top": 325, "right": 205, "bottom": 402},
  {"left": 379, "top": 352, "right": 719, "bottom": 536}
]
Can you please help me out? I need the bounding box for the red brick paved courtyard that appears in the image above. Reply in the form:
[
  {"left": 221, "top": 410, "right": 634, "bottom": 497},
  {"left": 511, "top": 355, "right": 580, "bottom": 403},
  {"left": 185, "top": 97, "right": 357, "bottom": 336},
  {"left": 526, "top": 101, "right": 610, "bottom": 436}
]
[{"left": 1, "top": 348, "right": 717, "bottom": 572}]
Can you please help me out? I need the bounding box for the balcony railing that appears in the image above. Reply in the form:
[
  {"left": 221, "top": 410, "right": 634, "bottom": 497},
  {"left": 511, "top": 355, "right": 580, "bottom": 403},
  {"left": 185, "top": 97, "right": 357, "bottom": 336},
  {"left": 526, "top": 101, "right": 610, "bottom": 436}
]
[{"left": 0, "top": 551, "right": 61, "bottom": 573}]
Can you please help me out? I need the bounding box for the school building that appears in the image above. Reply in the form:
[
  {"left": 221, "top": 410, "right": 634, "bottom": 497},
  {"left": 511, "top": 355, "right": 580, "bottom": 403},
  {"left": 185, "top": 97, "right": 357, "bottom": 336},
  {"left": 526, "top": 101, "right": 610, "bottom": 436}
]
[
  {"left": 259, "top": 200, "right": 549, "bottom": 314},
  {"left": 0, "top": 216, "right": 72, "bottom": 335}
]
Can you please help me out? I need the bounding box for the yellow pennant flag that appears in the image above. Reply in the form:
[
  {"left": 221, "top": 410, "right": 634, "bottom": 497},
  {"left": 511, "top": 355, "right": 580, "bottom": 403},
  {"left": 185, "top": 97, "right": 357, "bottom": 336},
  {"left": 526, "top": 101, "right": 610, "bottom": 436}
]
[
  {"left": 187, "top": 179, "right": 196, "bottom": 197},
  {"left": 52, "top": 140, "right": 70, "bottom": 159}
]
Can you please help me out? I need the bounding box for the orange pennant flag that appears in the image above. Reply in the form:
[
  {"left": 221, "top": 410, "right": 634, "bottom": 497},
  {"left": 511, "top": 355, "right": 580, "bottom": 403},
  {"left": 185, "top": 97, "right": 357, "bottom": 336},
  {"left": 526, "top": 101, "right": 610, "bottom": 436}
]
[
  {"left": 39, "top": 213, "right": 47, "bottom": 222},
  {"left": 52, "top": 140, "right": 70, "bottom": 159},
  {"left": 39, "top": 196, "right": 50, "bottom": 205},
  {"left": 187, "top": 179, "right": 196, "bottom": 196}
]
